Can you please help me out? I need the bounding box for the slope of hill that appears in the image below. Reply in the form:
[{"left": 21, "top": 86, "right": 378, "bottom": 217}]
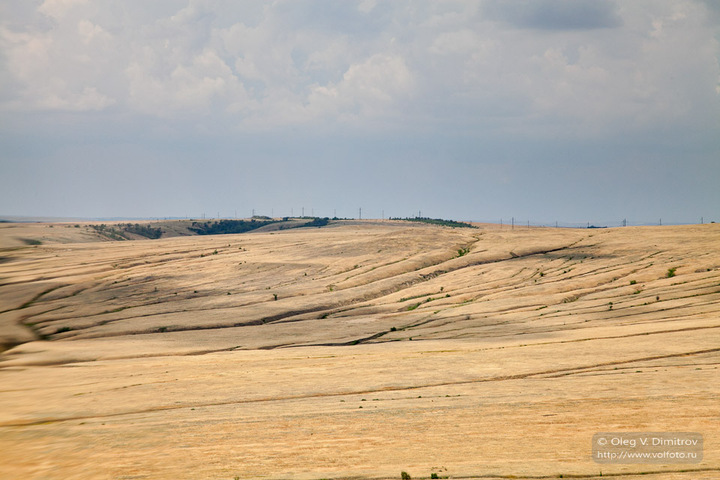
[{"left": 0, "top": 221, "right": 718, "bottom": 479}]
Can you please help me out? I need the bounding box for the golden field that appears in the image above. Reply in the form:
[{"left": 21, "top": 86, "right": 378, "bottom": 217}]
[{"left": 1, "top": 220, "right": 718, "bottom": 479}]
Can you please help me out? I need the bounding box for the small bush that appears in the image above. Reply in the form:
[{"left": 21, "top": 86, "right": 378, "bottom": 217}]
[
  {"left": 392, "top": 217, "right": 476, "bottom": 229},
  {"left": 667, "top": 267, "right": 677, "bottom": 278},
  {"left": 121, "top": 223, "right": 162, "bottom": 239},
  {"left": 629, "top": 280, "right": 637, "bottom": 285},
  {"left": 190, "top": 219, "right": 280, "bottom": 235},
  {"left": 401, "top": 472, "right": 411, "bottom": 480}
]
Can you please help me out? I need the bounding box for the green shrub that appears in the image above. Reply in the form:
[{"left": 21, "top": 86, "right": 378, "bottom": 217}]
[
  {"left": 392, "top": 217, "right": 477, "bottom": 229},
  {"left": 20, "top": 238, "right": 42, "bottom": 245},
  {"left": 190, "top": 219, "right": 279, "bottom": 235},
  {"left": 121, "top": 223, "right": 163, "bottom": 239},
  {"left": 302, "top": 217, "right": 330, "bottom": 228},
  {"left": 89, "top": 224, "right": 127, "bottom": 240},
  {"left": 667, "top": 267, "right": 677, "bottom": 278}
]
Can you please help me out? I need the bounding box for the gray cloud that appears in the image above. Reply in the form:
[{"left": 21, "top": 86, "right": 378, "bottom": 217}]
[{"left": 484, "top": 0, "right": 622, "bottom": 30}]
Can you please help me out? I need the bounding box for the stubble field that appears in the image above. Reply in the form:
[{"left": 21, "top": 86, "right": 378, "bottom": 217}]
[{"left": 1, "top": 220, "right": 718, "bottom": 479}]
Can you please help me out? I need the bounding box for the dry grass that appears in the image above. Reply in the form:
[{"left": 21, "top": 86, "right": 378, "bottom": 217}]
[{"left": 1, "top": 220, "right": 718, "bottom": 479}]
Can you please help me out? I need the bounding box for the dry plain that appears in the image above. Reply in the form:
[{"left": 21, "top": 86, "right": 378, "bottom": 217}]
[{"left": 0, "top": 219, "right": 718, "bottom": 480}]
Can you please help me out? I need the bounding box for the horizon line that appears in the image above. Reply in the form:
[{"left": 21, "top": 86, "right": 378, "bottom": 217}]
[{"left": 1, "top": 215, "right": 714, "bottom": 228}]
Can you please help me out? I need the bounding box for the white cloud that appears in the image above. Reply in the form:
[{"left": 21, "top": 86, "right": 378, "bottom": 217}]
[
  {"left": 126, "top": 48, "right": 249, "bottom": 115},
  {"left": 293, "top": 53, "right": 416, "bottom": 127},
  {"left": 0, "top": 0, "right": 716, "bottom": 136},
  {"left": 77, "top": 19, "right": 109, "bottom": 44},
  {"left": 0, "top": 27, "right": 52, "bottom": 82},
  {"left": 0, "top": 25, "right": 116, "bottom": 111},
  {"left": 37, "top": 0, "right": 88, "bottom": 20},
  {"left": 429, "top": 29, "right": 480, "bottom": 55},
  {"left": 358, "top": 0, "right": 377, "bottom": 14},
  {"left": 38, "top": 86, "right": 116, "bottom": 111},
  {"left": 341, "top": 53, "right": 414, "bottom": 103}
]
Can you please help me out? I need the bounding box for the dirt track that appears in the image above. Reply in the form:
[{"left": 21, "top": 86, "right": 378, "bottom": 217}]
[{"left": 1, "top": 220, "right": 718, "bottom": 479}]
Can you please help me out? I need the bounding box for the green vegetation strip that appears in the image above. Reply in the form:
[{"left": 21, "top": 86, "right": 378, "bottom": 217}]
[{"left": 392, "top": 217, "right": 477, "bottom": 228}]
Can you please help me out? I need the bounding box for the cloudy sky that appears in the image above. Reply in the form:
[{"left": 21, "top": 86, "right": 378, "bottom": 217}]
[{"left": 1, "top": 0, "right": 719, "bottom": 224}]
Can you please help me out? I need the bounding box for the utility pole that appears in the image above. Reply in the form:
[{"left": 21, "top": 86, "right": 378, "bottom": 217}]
[
  {"left": 302, "top": 207, "right": 304, "bottom": 217},
  {"left": 511, "top": 217, "right": 514, "bottom": 230},
  {"left": 359, "top": 207, "right": 362, "bottom": 220}
]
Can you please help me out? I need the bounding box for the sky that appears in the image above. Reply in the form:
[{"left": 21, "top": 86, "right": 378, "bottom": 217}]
[{"left": 1, "top": 0, "right": 719, "bottom": 225}]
